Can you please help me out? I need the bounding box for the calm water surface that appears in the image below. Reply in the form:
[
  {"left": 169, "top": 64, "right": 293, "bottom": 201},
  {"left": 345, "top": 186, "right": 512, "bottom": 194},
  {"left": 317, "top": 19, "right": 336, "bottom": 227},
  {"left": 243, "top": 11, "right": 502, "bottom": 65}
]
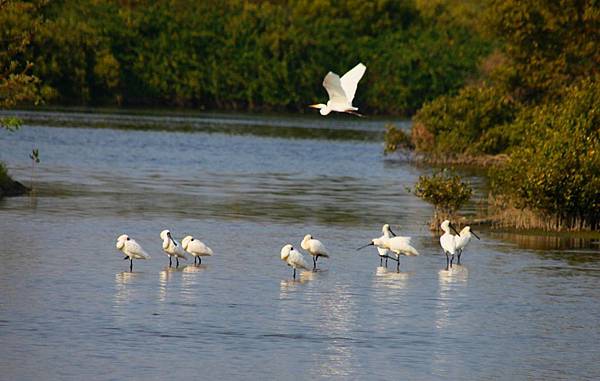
[{"left": 0, "top": 111, "right": 599, "bottom": 380}]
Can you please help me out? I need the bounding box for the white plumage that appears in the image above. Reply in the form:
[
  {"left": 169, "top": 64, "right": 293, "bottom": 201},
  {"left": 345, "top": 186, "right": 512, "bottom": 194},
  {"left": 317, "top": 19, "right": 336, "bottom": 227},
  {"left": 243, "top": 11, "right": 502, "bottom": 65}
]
[
  {"left": 439, "top": 220, "right": 460, "bottom": 270},
  {"left": 371, "top": 224, "right": 395, "bottom": 266},
  {"left": 309, "top": 63, "right": 366, "bottom": 116},
  {"left": 301, "top": 234, "right": 330, "bottom": 271},
  {"left": 280, "top": 244, "right": 310, "bottom": 279},
  {"left": 116, "top": 234, "right": 150, "bottom": 272},
  {"left": 181, "top": 235, "right": 213, "bottom": 265},
  {"left": 160, "top": 229, "right": 187, "bottom": 267},
  {"left": 358, "top": 226, "right": 419, "bottom": 272},
  {"left": 455, "top": 226, "right": 480, "bottom": 264}
]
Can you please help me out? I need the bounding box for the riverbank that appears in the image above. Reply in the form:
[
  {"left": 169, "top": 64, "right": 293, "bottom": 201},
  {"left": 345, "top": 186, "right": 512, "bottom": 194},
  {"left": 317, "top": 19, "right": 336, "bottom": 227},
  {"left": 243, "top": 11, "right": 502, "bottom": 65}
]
[{"left": 0, "top": 163, "right": 29, "bottom": 199}]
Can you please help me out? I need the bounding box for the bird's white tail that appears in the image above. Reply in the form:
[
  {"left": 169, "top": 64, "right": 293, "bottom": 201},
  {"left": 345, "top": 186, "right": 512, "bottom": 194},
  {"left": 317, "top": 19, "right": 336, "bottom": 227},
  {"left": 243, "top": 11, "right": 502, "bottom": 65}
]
[{"left": 405, "top": 245, "right": 420, "bottom": 256}]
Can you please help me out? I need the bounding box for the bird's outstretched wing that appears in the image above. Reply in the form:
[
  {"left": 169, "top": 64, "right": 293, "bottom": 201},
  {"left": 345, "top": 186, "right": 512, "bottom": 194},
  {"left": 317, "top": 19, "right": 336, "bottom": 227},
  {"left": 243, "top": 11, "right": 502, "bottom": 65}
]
[
  {"left": 340, "top": 63, "right": 366, "bottom": 105},
  {"left": 126, "top": 240, "right": 151, "bottom": 259},
  {"left": 323, "top": 72, "right": 349, "bottom": 105}
]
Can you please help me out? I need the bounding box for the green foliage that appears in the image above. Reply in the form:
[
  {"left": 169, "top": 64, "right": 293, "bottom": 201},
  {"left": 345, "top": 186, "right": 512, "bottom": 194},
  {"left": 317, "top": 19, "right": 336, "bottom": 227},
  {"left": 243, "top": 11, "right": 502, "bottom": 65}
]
[
  {"left": 0, "top": 0, "right": 42, "bottom": 128},
  {"left": 412, "top": 84, "right": 518, "bottom": 156},
  {"left": 406, "top": 0, "right": 599, "bottom": 229},
  {"left": 413, "top": 170, "right": 473, "bottom": 216},
  {"left": 384, "top": 124, "right": 413, "bottom": 154},
  {"left": 18, "top": 0, "right": 491, "bottom": 113},
  {"left": 488, "top": 0, "right": 599, "bottom": 101},
  {"left": 493, "top": 78, "right": 600, "bottom": 229}
]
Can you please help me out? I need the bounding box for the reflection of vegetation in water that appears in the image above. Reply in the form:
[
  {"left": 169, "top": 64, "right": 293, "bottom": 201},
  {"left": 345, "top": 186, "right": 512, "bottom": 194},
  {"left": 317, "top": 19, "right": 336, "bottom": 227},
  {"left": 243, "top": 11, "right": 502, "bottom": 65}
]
[
  {"left": 492, "top": 231, "right": 599, "bottom": 252},
  {"left": 13, "top": 114, "right": 384, "bottom": 142}
]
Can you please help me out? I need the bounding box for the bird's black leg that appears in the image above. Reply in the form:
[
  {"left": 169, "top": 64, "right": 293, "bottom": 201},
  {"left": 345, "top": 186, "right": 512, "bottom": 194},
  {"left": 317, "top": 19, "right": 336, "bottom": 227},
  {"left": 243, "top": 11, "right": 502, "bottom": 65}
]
[
  {"left": 396, "top": 256, "right": 400, "bottom": 273},
  {"left": 445, "top": 252, "right": 449, "bottom": 271},
  {"left": 457, "top": 251, "right": 461, "bottom": 265},
  {"left": 380, "top": 256, "right": 383, "bottom": 266},
  {"left": 199, "top": 257, "right": 202, "bottom": 265},
  {"left": 385, "top": 256, "right": 388, "bottom": 266},
  {"left": 450, "top": 254, "right": 454, "bottom": 268},
  {"left": 293, "top": 268, "right": 296, "bottom": 279},
  {"left": 312, "top": 256, "right": 317, "bottom": 271},
  {"left": 176, "top": 257, "right": 180, "bottom": 268},
  {"left": 129, "top": 258, "right": 133, "bottom": 272},
  {"left": 169, "top": 256, "right": 172, "bottom": 267}
]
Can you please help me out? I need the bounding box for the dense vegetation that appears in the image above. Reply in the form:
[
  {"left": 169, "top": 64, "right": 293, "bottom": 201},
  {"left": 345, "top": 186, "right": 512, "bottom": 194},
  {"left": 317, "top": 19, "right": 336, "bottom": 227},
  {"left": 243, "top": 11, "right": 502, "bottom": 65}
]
[
  {"left": 386, "top": 0, "right": 599, "bottom": 230},
  {"left": 2, "top": 0, "right": 491, "bottom": 115}
]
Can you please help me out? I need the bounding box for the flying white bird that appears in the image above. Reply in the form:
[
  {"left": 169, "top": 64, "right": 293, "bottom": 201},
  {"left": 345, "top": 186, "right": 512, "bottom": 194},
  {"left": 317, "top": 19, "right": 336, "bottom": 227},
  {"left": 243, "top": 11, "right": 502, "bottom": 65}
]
[
  {"left": 455, "top": 226, "right": 480, "bottom": 264},
  {"left": 301, "top": 234, "right": 330, "bottom": 271},
  {"left": 116, "top": 234, "right": 150, "bottom": 272},
  {"left": 309, "top": 62, "right": 366, "bottom": 116},
  {"left": 280, "top": 244, "right": 310, "bottom": 279},
  {"left": 181, "top": 235, "right": 213, "bottom": 265},
  {"left": 160, "top": 229, "right": 187, "bottom": 267},
  {"left": 439, "top": 220, "right": 461, "bottom": 270}
]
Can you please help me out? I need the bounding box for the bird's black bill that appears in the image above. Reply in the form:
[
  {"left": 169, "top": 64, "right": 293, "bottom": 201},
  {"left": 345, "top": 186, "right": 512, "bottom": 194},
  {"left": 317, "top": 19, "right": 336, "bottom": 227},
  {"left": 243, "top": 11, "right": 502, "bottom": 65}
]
[
  {"left": 450, "top": 223, "right": 460, "bottom": 235},
  {"left": 167, "top": 232, "right": 177, "bottom": 246},
  {"left": 356, "top": 242, "right": 374, "bottom": 251},
  {"left": 471, "top": 229, "right": 480, "bottom": 240},
  {"left": 389, "top": 227, "right": 397, "bottom": 237}
]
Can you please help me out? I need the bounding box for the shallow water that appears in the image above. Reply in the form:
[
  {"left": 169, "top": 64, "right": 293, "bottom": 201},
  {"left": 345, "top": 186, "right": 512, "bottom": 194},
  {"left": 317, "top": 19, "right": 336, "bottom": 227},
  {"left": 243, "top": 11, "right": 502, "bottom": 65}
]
[{"left": 1, "top": 111, "right": 599, "bottom": 380}]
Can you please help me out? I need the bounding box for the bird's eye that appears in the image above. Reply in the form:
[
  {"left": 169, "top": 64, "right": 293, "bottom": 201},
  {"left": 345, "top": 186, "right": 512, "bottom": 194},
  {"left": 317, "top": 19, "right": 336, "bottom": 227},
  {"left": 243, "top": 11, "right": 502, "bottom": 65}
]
[
  {"left": 126, "top": 237, "right": 130, "bottom": 241},
  {"left": 191, "top": 238, "right": 194, "bottom": 241}
]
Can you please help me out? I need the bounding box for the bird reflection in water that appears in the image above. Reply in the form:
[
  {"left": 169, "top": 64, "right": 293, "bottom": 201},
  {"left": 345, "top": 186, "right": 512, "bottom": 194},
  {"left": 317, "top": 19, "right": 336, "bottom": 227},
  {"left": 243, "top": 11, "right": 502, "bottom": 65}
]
[
  {"left": 435, "top": 265, "right": 469, "bottom": 331},
  {"left": 373, "top": 266, "right": 413, "bottom": 290},
  {"left": 113, "top": 271, "right": 139, "bottom": 313},
  {"left": 279, "top": 270, "right": 314, "bottom": 294}
]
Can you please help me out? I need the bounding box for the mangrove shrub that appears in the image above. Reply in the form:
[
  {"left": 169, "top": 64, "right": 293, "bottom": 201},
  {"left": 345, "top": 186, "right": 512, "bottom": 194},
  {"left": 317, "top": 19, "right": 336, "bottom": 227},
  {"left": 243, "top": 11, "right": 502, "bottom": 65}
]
[{"left": 413, "top": 170, "right": 472, "bottom": 228}]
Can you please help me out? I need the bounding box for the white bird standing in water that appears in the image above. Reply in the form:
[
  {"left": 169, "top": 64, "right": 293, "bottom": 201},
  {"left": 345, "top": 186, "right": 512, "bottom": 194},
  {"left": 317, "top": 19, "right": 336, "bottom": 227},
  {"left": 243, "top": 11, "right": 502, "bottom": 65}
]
[
  {"left": 378, "top": 224, "right": 398, "bottom": 266},
  {"left": 357, "top": 227, "right": 419, "bottom": 272},
  {"left": 301, "top": 234, "right": 330, "bottom": 271},
  {"left": 280, "top": 244, "right": 310, "bottom": 279},
  {"left": 440, "top": 220, "right": 461, "bottom": 270},
  {"left": 160, "top": 229, "right": 187, "bottom": 267},
  {"left": 309, "top": 62, "right": 366, "bottom": 116},
  {"left": 181, "top": 235, "right": 213, "bottom": 265},
  {"left": 116, "top": 234, "right": 150, "bottom": 272},
  {"left": 455, "top": 226, "right": 480, "bottom": 264}
]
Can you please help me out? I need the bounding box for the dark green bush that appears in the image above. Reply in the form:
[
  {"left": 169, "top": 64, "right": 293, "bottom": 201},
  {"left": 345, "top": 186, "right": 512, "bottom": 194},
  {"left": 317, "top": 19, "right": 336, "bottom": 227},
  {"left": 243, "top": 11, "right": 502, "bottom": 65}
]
[
  {"left": 21, "top": 0, "right": 491, "bottom": 114},
  {"left": 493, "top": 77, "right": 600, "bottom": 229},
  {"left": 412, "top": 84, "right": 518, "bottom": 156},
  {"left": 384, "top": 124, "right": 414, "bottom": 154},
  {"left": 413, "top": 170, "right": 473, "bottom": 218}
]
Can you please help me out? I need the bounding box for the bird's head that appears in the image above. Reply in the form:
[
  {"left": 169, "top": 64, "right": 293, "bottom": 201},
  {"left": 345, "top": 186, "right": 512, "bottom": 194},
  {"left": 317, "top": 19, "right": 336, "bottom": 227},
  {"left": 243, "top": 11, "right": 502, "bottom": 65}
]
[
  {"left": 281, "top": 244, "right": 293, "bottom": 260},
  {"left": 181, "top": 235, "right": 193, "bottom": 249},
  {"left": 462, "top": 226, "right": 480, "bottom": 240},
  {"left": 116, "top": 234, "right": 129, "bottom": 249},
  {"left": 382, "top": 224, "right": 396, "bottom": 237},
  {"left": 309, "top": 104, "right": 330, "bottom": 115}
]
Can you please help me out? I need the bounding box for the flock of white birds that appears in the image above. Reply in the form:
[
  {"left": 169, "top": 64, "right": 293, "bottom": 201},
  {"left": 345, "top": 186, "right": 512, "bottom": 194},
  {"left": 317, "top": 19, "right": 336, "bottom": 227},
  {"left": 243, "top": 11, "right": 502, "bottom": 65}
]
[
  {"left": 115, "top": 63, "right": 481, "bottom": 276},
  {"left": 115, "top": 221, "right": 480, "bottom": 277}
]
